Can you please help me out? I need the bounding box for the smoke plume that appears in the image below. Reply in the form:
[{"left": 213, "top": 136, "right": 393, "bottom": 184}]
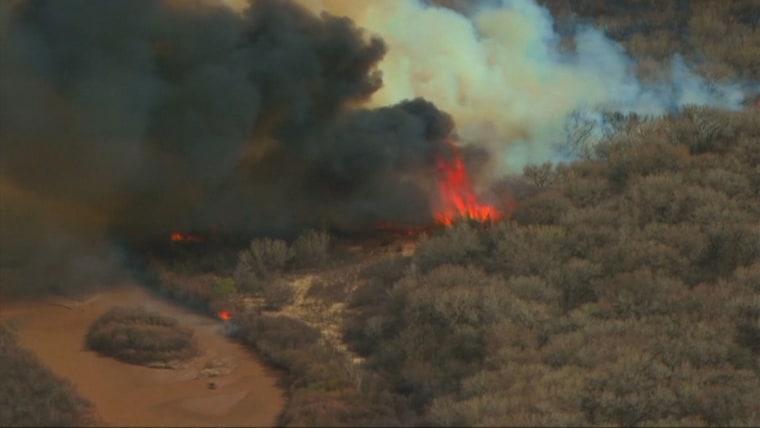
[
  {"left": 295, "top": 0, "right": 748, "bottom": 170},
  {"left": 0, "top": 0, "right": 458, "bottom": 293},
  {"left": 0, "top": 0, "right": 750, "bottom": 294}
]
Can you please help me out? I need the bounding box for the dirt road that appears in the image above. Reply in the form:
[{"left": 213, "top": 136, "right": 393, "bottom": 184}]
[{"left": 1, "top": 284, "right": 285, "bottom": 427}]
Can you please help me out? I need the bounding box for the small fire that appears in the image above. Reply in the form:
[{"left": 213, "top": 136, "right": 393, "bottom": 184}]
[
  {"left": 218, "top": 309, "right": 231, "bottom": 321},
  {"left": 434, "top": 144, "right": 502, "bottom": 226},
  {"left": 170, "top": 232, "right": 203, "bottom": 242}
]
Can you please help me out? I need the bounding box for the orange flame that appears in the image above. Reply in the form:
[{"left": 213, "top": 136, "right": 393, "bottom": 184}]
[
  {"left": 434, "top": 146, "right": 502, "bottom": 226},
  {"left": 218, "top": 310, "right": 231, "bottom": 321},
  {"left": 170, "top": 232, "right": 203, "bottom": 242}
]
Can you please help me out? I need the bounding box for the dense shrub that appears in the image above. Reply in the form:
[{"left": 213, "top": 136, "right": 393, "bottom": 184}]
[
  {"left": 598, "top": 237, "right": 690, "bottom": 282},
  {"left": 523, "top": 162, "right": 559, "bottom": 189},
  {"left": 488, "top": 223, "right": 569, "bottom": 276},
  {"left": 235, "top": 230, "right": 333, "bottom": 282},
  {"left": 261, "top": 279, "right": 295, "bottom": 311},
  {"left": 626, "top": 174, "right": 717, "bottom": 225},
  {"left": 603, "top": 139, "right": 690, "bottom": 186},
  {"left": 666, "top": 107, "right": 735, "bottom": 155},
  {"left": 153, "top": 265, "right": 218, "bottom": 310},
  {"left": 512, "top": 190, "right": 574, "bottom": 226},
  {"left": 698, "top": 168, "right": 752, "bottom": 198},
  {"left": 120, "top": 3, "right": 760, "bottom": 426},
  {"left": 343, "top": 88, "right": 760, "bottom": 425},
  {"left": 291, "top": 230, "right": 332, "bottom": 268},
  {"left": 213, "top": 276, "right": 237, "bottom": 299},
  {"left": 0, "top": 325, "right": 95, "bottom": 426},
  {"left": 233, "top": 311, "right": 404, "bottom": 426},
  {"left": 580, "top": 354, "right": 675, "bottom": 426},
  {"left": 349, "top": 265, "right": 517, "bottom": 410},
  {"left": 560, "top": 174, "right": 612, "bottom": 208},
  {"left": 358, "top": 255, "right": 410, "bottom": 285},
  {"left": 349, "top": 278, "right": 388, "bottom": 309},
  {"left": 548, "top": 258, "right": 603, "bottom": 311},
  {"left": 241, "top": 237, "right": 291, "bottom": 277},
  {"left": 732, "top": 296, "right": 760, "bottom": 354},
  {"left": 734, "top": 263, "right": 760, "bottom": 293},
  {"left": 86, "top": 306, "right": 198, "bottom": 365},
  {"left": 596, "top": 269, "right": 685, "bottom": 319},
  {"left": 413, "top": 222, "right": 485, "bottom": 273},
  {"left": 235, "top": 313, "right": 320, "bottom": 358},
  {"left": 541, "top": 0, "right": 760, "bottom": 81},
  {"left": 559, "top": 204, "right": 626, "bottom": 260}
]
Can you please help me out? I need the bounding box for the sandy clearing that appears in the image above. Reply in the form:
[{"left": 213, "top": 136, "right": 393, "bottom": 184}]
[{"left": 1, "top": 284, "right": 285, "bottom": 427}]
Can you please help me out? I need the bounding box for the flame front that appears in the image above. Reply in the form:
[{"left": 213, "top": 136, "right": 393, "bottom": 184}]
[
  {"left": 434, "top": 147, "right": 501, "bottom": 226},
  {"left": 218, "top": 310, "right": 231, "bottom": 321}
]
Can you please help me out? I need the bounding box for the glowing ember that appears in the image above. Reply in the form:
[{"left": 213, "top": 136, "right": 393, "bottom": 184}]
[
  {"left": 170, "top": 232, "right": 203, "bottom": 242},
  {"left": 434, "top": 145, "right": 502, "bottom": 226},
  {"left": 218, "top": 310, "right": 231, "bottom": 321}
]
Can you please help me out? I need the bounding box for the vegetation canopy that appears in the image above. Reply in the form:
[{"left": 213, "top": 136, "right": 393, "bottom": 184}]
[
  {"left": 0, "top": 324, "right": 96, "bottom": 427},
  {"left": 86, "top": 306, "right": 199, "bottom": 366}
]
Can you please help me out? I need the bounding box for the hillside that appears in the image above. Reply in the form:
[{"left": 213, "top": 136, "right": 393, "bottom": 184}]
[
  {"left": 2, "top": 0, "right": 759, "bottom": 426},
  {"left": 106, "top": 2, "right": 760, "bottom": 426},
  {"left": 148, "top": 104, "right": 760, "bottom": 426}
]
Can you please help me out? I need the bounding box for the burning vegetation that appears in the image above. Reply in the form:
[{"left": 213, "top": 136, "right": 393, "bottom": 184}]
[
  {"left": 3, "top": 0, "right": 760, "bottom": 427},
  {"left": 433, "top": 143, "right": 503, "bottom": 226},
  {"left": 170, "top": 232, "right": 203, "bottom": 243},
  {"left": 218, "top": 309, "right": 231, "bottom": 321}
]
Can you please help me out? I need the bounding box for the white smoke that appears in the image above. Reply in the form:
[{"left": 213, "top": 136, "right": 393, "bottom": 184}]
[{"left": 292, "top": 0, "right": 750, "bottom": 173}]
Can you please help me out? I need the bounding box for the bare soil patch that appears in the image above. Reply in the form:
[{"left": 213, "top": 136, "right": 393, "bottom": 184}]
[{"left": 1, "top": 284, "right": 284, "bottom": 427}]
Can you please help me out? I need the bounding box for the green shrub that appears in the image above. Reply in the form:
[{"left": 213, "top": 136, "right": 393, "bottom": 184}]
[{"left": 213, "top": 276, "right": 237, "bottom": 299}]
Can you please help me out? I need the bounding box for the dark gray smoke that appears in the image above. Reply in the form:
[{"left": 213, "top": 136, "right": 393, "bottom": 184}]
[{"left": 0, "top": 0, "right": 456, "bottom": 294}]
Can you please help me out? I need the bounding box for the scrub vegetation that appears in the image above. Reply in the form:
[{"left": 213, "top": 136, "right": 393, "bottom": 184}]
[
  {"left": 0, "top": 324, "right": 96, "bottom": 427},
  {"left": 86, "top": 306, "right": 199, "bottom": 366},
  {"left": 150, "top": 102, "right": 760, "bottom": 426},
  {"left": 5, "top": 1, "right": 758, "bottom": 427},
  {"left": 145, "top": 2, "right": 760, "bottom": 424}
]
